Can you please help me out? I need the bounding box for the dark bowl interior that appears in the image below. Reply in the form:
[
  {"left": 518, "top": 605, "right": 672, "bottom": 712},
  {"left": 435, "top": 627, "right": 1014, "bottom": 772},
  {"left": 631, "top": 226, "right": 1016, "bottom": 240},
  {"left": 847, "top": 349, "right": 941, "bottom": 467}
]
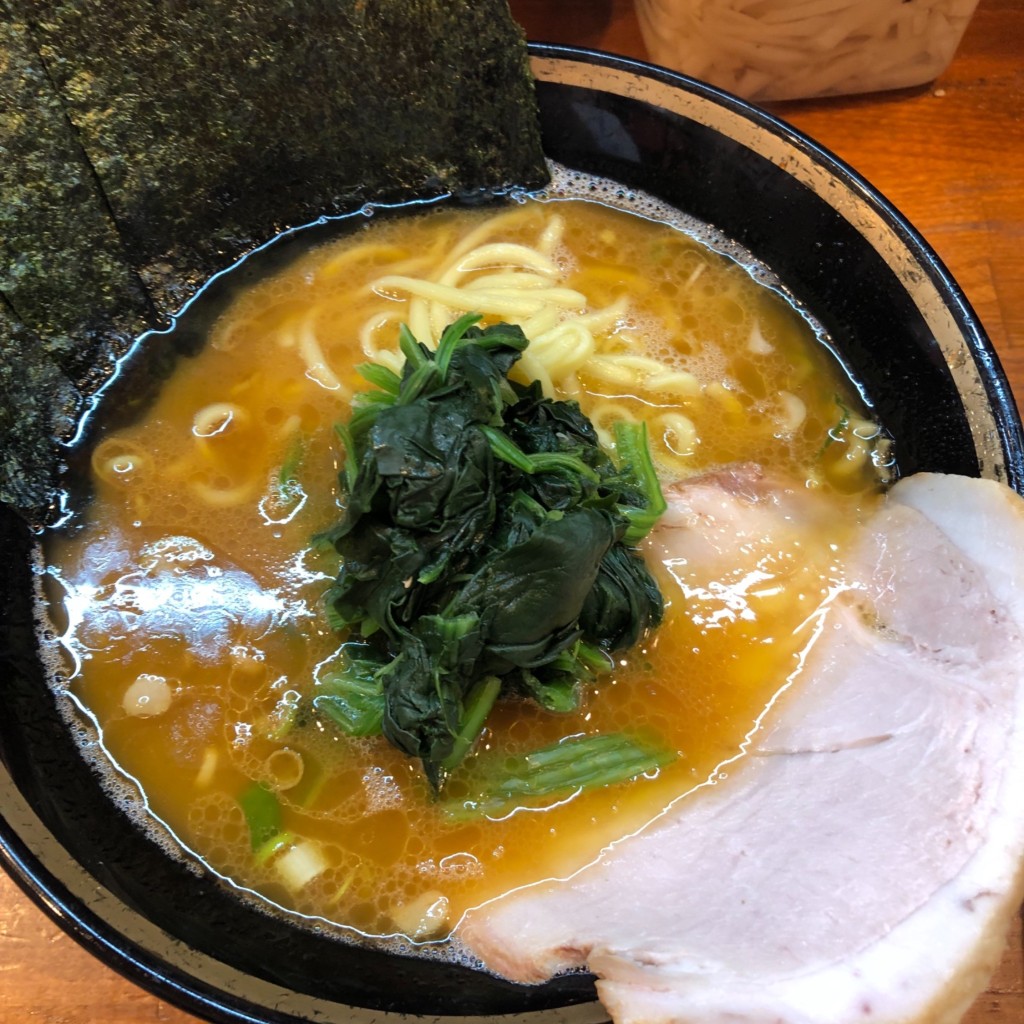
[{"left": 1, "top": 44, "right": 1021, "bottom": 1024}]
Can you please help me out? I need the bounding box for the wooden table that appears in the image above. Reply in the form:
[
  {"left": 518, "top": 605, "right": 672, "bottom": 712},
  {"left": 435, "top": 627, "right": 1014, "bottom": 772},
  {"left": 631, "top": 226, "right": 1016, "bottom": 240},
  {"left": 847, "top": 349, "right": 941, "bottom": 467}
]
[{"left": 1, "top": 1, "right": 1021, "bottom": 1020}]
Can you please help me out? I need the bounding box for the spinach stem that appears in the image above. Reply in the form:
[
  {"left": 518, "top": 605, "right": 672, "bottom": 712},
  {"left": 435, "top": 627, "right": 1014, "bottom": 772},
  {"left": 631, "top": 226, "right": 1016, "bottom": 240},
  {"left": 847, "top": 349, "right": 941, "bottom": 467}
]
[
  {"left": 613, "top": 421, "right": 667, "bottom": 543},
  {"left": 441, "top": 675, "right": 501, "bottom": 772},
  {"left": 357, "top": 361, "right": 402, "bottom": 395},
  {"left": 435, "top": 311, "right": 483, "bottom": 380},
  {"left": 480, "top": 425, "right": 599, "bottom": 482},
  {"left": 445, "top": 732, "right": 675, "bottom": 819},
  {"left": 333, "top": 422, "right": 359, "bottom": 490}
]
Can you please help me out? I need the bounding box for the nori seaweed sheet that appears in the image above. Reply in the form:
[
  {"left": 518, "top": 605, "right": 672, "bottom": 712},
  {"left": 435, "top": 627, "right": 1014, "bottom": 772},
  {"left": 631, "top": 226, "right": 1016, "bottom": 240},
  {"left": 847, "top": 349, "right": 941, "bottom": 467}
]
[
  {"left": 0, "top": 11, "right": 154, "bottom": 375},
  {"left": 1, "top": 0, "right": 547, "bottom": 526},
  {"left": 18, "top": 0, "right": 547, "bottom": 310},
  {"left": 0, "top": 301, "right": 81, "bottom": 515}
]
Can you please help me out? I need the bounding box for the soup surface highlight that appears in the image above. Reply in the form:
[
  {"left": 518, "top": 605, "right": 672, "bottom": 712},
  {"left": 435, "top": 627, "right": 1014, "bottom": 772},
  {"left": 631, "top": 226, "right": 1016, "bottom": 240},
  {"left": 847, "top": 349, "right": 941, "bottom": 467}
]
[{"left": 44, "top": 186, "right": 889, "bottom": 949}]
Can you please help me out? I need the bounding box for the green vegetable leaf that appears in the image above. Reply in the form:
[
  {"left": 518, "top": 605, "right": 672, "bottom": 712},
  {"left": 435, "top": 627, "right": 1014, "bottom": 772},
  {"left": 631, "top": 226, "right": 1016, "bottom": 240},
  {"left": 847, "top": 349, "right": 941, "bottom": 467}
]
[
  {"left": 318, "top": 317, "right": 666, "bottom": 790},
  {"left": 581, "top": 543, "right": 665, "bottom": 652},
  {"left": 314, "top": 649, "right": 387, "bottom": 737},
  {"left": 453, "top": 507, "right": 617, "bottom": 671}
]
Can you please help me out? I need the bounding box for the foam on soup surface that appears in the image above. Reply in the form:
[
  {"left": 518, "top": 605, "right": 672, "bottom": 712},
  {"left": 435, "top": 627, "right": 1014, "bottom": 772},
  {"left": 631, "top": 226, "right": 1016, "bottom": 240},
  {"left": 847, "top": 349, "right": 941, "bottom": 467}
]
[{"left": 44, "top": 177, "right": 889, "bottom": 947}]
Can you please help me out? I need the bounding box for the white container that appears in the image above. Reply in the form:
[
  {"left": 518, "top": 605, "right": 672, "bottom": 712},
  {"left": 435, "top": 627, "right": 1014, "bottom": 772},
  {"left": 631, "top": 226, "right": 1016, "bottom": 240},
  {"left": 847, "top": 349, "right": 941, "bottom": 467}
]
[{"left": 635, "top": 0, "right": 981, "bottom": 102}]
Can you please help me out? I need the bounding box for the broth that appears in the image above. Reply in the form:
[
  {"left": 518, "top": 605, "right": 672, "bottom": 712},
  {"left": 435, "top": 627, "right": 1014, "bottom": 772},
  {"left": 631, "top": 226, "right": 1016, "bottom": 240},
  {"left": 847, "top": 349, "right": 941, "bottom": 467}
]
[{"left": 45, "top": 181, "right": 888, "bottom": 947}]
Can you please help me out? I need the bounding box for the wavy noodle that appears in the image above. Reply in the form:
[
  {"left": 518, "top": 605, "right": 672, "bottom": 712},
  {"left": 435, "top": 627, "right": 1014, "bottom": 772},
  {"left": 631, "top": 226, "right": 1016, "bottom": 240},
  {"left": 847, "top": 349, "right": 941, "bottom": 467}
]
[
  {"left": 194, "top": 747, "right": 219, "bottom": 789},
  {"left": 839, "top": 438, "right": 870, "bottom": 473},
  {"left": 515, "top": 349, "right": 555, "bottom": 397},
  {"left": 707, "top": 381, "right": 746, "bottom": 420},
  {"left": 441, "top": 243, "right": 559, "bottom": 281},
  {"left": 519, "top": 305, "right": 562, "bottom": 339},
  {"left": 821, "top": 416, "right": 881, "bottom": 485},
  {"left": 682, "top": 261, "right": 707, "bottom": 291},
  {"left": 586, "top": 357, "right": 645, "bottom": 388},
  {"left": 537, "top": 213, "right": 563, "bottom": 257},
  {"left": 439, "top": 206, "right": 544, "bottom": 268},
  {"left": 296, "top": 313, "right": 346, "bottom": 394},
  {"left": 192, "top": 402, "right": 249, "bottom": 439},
  {"left": 647, "top": 368, "right": 701, "bottom": 400},
  {"left": 359, "top": 313, "right": 407, "bottom": 375},
  {"left": 91, "top": 438, "right": 151, "bottom": 487},
  {"left": 587, "top": 399, "right": 641, "bottom": 450},
  {"left": 574, "top": 295, "right": 631, "bottom": 334},
  {"left": 318, "top": 243, "right": 413, "bottom": 281},
  {"left": 405, "top": 294, "right": 432, "bottom": 345},
  {"left": 188, "top": 475, "right": 261, "bottom": 508},
  {"left": 277, "top": 413, "right": 302, "bottom": 440},
  {"left": 527, "top": 321, "right": 595, "bottom": 381},
  {"left": 587, "top": 356, "right": 699, "bottom": 406},
  {"left": 372, "top": 276, "right": 586, "bottom": 318},
  {"left": 656, "top": 412, "right": 699, "bottom": 463},
  {"left": 462, "top": 271, "right": 554, "bottom": 292}
]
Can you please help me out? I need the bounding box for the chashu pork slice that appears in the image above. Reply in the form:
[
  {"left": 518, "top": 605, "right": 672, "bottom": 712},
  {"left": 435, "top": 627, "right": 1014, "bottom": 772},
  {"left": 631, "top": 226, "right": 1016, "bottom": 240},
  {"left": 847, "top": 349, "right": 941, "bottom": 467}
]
[{"left": 458, "top": 471, "right": 1024, "bottom": 1024}]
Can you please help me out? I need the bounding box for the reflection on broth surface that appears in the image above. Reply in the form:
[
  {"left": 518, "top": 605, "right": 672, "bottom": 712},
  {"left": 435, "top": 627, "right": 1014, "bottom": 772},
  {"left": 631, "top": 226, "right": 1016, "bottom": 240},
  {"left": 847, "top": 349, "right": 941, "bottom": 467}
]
[{"left": 45, "top": 175, "right": 891, "bottom": 949}]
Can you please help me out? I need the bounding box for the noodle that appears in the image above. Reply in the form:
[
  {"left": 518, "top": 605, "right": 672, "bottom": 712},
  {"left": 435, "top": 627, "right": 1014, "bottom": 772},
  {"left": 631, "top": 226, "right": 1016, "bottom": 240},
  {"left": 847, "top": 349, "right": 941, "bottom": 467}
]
[
  {"left": 192, "top": 402, "right": 248, "bottom": 439},
  {"left": 657, "top": 412, "right": 699, "bottom": 461},
  {"left": 91, "top": 438, "right": 150, "bottom": 487},
  {"left": 636, "top": 0, "right": 979, "bottom": 101},
  {"left": 187, "top": 475, "right": 261, "bottom": 508},
  {"left": 296, "top": 315, "right": 346, "bottom": 394}
]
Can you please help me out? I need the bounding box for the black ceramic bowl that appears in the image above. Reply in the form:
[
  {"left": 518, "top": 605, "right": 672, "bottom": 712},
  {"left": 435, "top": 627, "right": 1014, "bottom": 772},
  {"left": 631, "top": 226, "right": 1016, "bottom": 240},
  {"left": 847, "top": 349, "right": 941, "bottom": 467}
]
[{"left": 1, "top": 44, "right": 1021, "bottom": 1024}]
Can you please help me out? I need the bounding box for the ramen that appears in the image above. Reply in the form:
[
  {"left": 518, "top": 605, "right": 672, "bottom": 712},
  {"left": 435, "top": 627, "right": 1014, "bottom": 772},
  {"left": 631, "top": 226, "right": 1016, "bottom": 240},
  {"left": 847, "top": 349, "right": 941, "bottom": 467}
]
[{"left": 45, "top": 174, "right": 890, "bottom": 948}]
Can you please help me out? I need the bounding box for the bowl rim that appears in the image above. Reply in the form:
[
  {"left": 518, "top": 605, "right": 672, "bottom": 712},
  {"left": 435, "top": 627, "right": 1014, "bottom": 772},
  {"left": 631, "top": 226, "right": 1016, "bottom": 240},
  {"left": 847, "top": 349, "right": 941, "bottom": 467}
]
[{"left": 2, "top": 40, "right": 1022, "bottom": 1024}]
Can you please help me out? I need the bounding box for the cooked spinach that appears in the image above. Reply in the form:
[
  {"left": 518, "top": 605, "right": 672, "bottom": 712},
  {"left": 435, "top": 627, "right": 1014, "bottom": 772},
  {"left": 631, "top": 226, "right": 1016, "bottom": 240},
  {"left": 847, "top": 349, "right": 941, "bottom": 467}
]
[
  {"left": 315, "top": 647, "right": 387, "bottom": 737},
  {"left": 317, "top": 314, "right": 665, "bottom": 789}
]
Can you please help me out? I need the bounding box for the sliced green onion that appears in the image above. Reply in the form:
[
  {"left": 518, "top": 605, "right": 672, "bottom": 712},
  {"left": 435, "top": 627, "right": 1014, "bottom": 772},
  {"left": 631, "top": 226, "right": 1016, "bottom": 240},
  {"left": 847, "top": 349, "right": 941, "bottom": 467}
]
[{"left": 239, "top": 781, "right": 282, "bottom": 851}]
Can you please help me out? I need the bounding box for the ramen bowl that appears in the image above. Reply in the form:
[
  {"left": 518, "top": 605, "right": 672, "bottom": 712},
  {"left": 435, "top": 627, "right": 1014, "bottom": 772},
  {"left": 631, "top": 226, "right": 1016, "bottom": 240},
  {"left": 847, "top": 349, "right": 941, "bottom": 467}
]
[{"left": 0, "top": 43, "right": 1021, "bottom": 1024}]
